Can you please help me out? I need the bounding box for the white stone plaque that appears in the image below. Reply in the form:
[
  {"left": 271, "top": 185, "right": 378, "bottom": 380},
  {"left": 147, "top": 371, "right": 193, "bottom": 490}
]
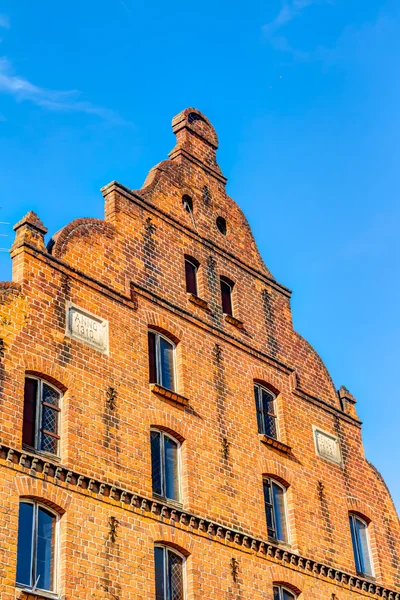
[
  {"left": 313, "top": 426, "right": 341, "bottom": 464},
  {"left": 66, "top": 302, "right": 108, "bottom": 353}
]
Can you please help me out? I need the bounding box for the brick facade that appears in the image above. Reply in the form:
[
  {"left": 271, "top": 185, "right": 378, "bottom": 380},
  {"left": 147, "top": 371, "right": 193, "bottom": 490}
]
[{"left": 0, "top": 107, "right": 399, "bottom": 599}]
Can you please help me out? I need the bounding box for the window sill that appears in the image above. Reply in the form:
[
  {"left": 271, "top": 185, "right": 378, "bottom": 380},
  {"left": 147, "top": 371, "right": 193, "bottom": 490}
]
[
  {"left": 22, "top": 445, "right": 61, "bottom": 462},
  {"left": 187, "top": 293, "right": 208, "bottom": 309},
  {"left": 17, "top": 587, "right": 59, "bottom": 600},
  {"left": 224, "top": 313, "right": 244, "bottom": 329},
  {"left": 150, "top": 384, "right": 189, "bottom": 407},
  {"left": 259, "top": 434, "right": 291, "bottom": 454},
  {"left": 153, "top": 493, "right": 183, "bottom": 509}
]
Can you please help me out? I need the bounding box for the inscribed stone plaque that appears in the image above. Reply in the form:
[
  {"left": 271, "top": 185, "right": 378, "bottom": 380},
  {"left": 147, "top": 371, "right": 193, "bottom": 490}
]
[
  {"left": 66, "top": 303, "right": 108, "bottom": 353},
  {"left": 313, "top": 427, "right": 341, "bottom": 464}
]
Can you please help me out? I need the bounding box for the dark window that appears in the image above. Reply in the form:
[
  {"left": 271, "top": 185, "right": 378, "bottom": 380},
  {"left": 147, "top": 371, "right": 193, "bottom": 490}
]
[
  {"left": 350, "top": 515, "right": 373, "bottom": 576},
  {"left": 254, "top": 384, "right": 277, "bottom": 439},
  {"left": 148, "top": 331, "right": 176, "bottom": 391},
  {"left": 154, "top": 545, "right": 185, "bottom": 600},
  {"left": 185, "top": 257, "right": 198, "bottom": 296},
  {"left": 151, "top": 430, "right": 180, "bottom": 502},
  {"left": 23, "top": 378, "right": 61, "bottom": 456},
  {"left": 216, "top": 216, "right": 227, "bottom": 235},
  {"left": 220, "top": 277, "right": 233, "bottom": 316},
  {"left": 16, "top": 501, "right": 57, "bottom": 593},
  {"left": 273, "top": 586, "right": 297, "bottom": 600},
  {"left": 263, "top": 478, "right": 288, "bottom": 543},
  {"left": 182, "top": 195, "right": 193, "bottom": 213}
]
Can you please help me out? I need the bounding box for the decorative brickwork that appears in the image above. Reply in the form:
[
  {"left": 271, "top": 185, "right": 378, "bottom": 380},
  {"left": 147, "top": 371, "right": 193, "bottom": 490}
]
[{"left": 0, "top": 108, "right": 399, "bottom": 599}]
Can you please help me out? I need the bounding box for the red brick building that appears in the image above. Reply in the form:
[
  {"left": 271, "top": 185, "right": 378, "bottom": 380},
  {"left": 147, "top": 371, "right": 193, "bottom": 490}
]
[{"left": 0, "top": 108, "right": 399, "bottom": 600}]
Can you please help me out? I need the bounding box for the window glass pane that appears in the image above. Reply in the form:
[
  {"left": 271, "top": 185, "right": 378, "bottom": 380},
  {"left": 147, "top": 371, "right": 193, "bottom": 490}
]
[
  {"left": 36, "top": 507, "right": 56, "bottom": 591},
  {"left": 355, "top": 518, "right": 372, "bottom": 575},
  {"left": 283, "top": 589, "right": 296, "bottom": 600},
  {"left": 148, "top": 332, "right": 157, "bottom": 384},
  {"left": 40, "top": 405, "right": 58, "bottom": 454},
  {"left": 264, "top": 414, "right": 277, "bottom": 439},
  {"left": 42, "top": 384, "right": 60, "bottom": 408},
  {"left": 185, "top": 260, "right": 197, "bottom": 295},
  {"left": 151, "top": 431, "right": 162, "bottom": 496},
  {"left": 16, "top": 502, "right": 34, "bottom": 587},
  {"left": 273, "top": 587, "right": 281, "bottom": 600},
  {"left": 168, "top": 550, "right": 184, "bottom": 600},
  {"left": 164, "top": 436, "right": 179, "bottom": 501},
  {"left": 154, "top": 546, "right": 165, "bottom": 600},
  {"left": 263, "top": 479, "right": 271, "bottom": 505},
  {"left": 159, "top": 337, "right": 175, "bottom": 391},
  {"left": 221, "top": 280, "right": 233, "bottom": 315},
  {"left": 254, "top": 386, "right": 264, "bottom": 433},
  {"left": 349, "top": 517, "right": 361, "bottom": 572},
  {"left": 22, "top": 378, "right": 37, "bottom": 447},
  {"left": 272, "top": 482, "right": 288, "bottom": 543}
]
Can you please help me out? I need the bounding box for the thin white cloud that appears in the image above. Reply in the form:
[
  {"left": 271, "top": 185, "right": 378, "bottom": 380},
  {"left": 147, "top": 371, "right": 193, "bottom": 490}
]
[
  {"left": 263, "top": 0, "right": 331, "bottom": 60},
  {"left": 0, "top": 57, "right": 131, "bottom": 125},
  {"left": 0, "top": 15, "right": 10, "bottom": 29}
]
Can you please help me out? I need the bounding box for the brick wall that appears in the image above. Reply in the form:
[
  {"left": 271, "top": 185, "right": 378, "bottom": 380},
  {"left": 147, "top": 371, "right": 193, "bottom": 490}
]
[{"left": 0, "top": 107, "right": 399, "bottom": 599}]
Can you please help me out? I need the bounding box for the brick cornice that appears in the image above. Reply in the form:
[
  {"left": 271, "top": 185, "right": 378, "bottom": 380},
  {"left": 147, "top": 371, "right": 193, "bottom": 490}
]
[{"left": 1, "top": 443, "right": 398, "bottom": 600}]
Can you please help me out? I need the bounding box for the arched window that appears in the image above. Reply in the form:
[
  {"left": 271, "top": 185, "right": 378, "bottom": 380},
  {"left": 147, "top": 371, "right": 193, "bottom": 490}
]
[
  {"left": 151, "top": 429, "right": 181, "bottom": 503},
  {"left": 16, "top": 500, "right": 58, "bottom": 594},
  {"left": 220, "top": 276, "right": 234, "bottom": 316},
  {"left": 184, "top": 256, "right": 199, "bottom": 296},
  {"left": 148, "top": 330, "right": 176, "bottom": 392},
  {"left": 349, "top": 514, "right": 373, "bottom": 577},
  {"left": 23, "top": 377, "right": 62, "bottom": 456},
  {"left": 254, "top": 383, "right": 278, "bottom": 440},
  {"left": 263, "top": 477, "right": 289, "bottom": 543},
  {"left": 273, "top": 585, "right": 297, "bottom": 600},
  {"left": 154, "top": 545, "right": 185, "bottom": 600}
]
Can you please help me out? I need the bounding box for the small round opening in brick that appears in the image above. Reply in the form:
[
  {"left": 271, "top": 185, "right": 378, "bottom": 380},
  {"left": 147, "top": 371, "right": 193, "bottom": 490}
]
[
  {"left": 216, "top": 216, "right": 227, "bottom": 235},
  {"left": 182, "top": 195, "right": 193, "bottom": 213}
]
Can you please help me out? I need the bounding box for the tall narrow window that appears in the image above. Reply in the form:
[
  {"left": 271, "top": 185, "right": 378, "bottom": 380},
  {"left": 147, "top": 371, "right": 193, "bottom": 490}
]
[
  {"left": 154, "top": 545, "right": 185, "bottom": 600},
  {"left": 184, "top": 257, "right": 198, "bottom": 296},
  {"left": 220, "top": 277, "right": 234, "bottom": 316},
  {"left": 349, "top": 515, "right": 373, "bottom": 576},
  {"left": 151, "top": 430, "right": 181, "bottom": 502},
  {"left": 23, "top": 377, "right": 61, "bottom": 456},
  {"left": 273, "top": 585, "right": 297, "bottom": 600},
  {"left": 263, "top": 478, "right": 288, "bottom": 543},
  {"left": 254, "top": 383, "right": 278, "bottom": 440},
  {"left": 148, "top": 331, "right": 176, "bottom": 391},
  {"left": 16, "top": 501, "right": 58, "bottom": 594}
]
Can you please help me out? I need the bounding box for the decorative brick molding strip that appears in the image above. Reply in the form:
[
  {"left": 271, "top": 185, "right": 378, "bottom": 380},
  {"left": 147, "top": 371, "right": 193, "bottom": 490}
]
[{"left": 2, "top": 444, "right": 399, "bottom": 600}]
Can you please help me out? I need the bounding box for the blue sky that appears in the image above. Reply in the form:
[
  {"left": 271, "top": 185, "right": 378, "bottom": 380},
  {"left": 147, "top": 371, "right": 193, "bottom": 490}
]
[{"left": 0, "top": 1, "right": 399, "bottom": 510}]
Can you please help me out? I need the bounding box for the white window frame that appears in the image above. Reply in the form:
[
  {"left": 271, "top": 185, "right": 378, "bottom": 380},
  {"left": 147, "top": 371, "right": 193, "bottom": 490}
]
[
  {"left": 254, "top": 383, "right": 279, "bottom": 440},
  {"left": 263, "top": 477, "right": 290, "bottom": 545},
  {"left": 149, "top": 330, "right": 177, "bottom": 392},
  {"left": 151, "top": 428, "right": 182, "bottom": 504},
  {"left": 16, "top": 499, "right": 60, "bottom": 596},
  {"left": 273, "top": 584, "right": 297, "bottom": 600},
  {"left": 24, "top": 376, "right": 62, "bottom": 458},
  {"left": 154, "top": 544, "right": 186, "bottom": 600},
  {"left": 349, "top": 514, "right": 374, "bottom": 577}
]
